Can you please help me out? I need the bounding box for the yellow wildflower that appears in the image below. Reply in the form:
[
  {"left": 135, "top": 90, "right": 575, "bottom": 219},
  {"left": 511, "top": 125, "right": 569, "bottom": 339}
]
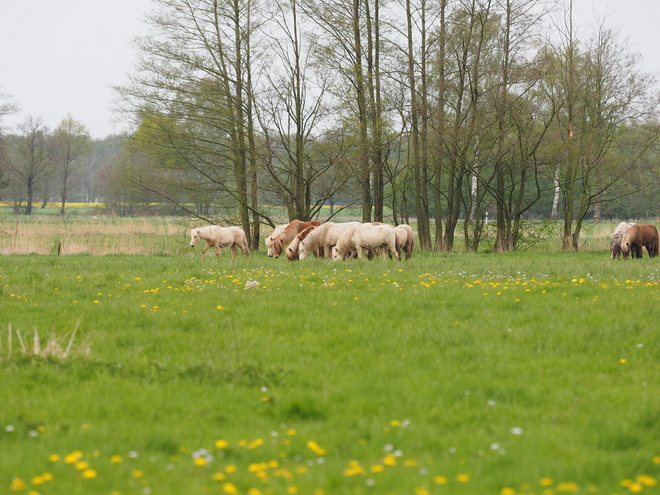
[
  {"left": 82, "top": 469, "right": 98, "bottom": 479},
  {"left": 222, "top": 482, "right": 238, "bottom": 494}
]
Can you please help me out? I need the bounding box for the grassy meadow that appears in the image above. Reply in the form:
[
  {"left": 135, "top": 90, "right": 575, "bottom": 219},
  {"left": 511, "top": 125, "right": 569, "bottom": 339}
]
[{"left": 2, "top": 216, "right": 660, "bottom": 495}]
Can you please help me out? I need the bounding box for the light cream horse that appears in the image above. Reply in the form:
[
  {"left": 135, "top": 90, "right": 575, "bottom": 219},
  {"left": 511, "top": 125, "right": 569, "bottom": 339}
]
[
  {"left": 265, "top": 224, "right": 287, "bottom": 257},
  {"left": 298, "top": 222, "right": 360, "bottom": 260},
  {"left": 190, "top": 226, "right": 250, "bottom": 262},
  {"left": 394, "top": 224, "right": 415, "bottom": 260},
  {"left": 333, "top": 223, "right": 399, "bottom": 261},
  {"left": 610, "top": 222, "right": 634, "bottom": 259}
]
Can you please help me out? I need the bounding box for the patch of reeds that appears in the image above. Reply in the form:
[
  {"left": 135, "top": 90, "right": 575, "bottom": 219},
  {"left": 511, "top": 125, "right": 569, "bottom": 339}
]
[{"left": 2, "top": 321, "right": 91, "bottom": 360}]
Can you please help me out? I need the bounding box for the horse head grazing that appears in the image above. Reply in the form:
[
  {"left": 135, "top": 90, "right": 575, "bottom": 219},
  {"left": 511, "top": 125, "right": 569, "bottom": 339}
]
[{"left": 610, "top": 238, "right": 621, "bottom": 259}]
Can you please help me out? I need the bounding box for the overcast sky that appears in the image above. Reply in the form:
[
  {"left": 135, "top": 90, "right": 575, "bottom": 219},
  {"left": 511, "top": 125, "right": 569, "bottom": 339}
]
[{"left": 0, "top": 0, "right": 658, "bottom": 139}]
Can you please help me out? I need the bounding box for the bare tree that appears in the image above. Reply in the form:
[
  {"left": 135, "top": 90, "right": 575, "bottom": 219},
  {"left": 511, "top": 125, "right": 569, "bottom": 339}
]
[
  {"left": 7, "top": 117, "right": 54, "bottom": 214},
  {"left": 52, "top": 115, "right": 92, "bottom": 215}
]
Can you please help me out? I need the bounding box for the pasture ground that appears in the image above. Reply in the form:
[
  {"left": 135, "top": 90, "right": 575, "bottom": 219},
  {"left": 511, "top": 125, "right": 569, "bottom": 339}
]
[{"left": 1, "top": 218, "right": 660, "bottom": 495}]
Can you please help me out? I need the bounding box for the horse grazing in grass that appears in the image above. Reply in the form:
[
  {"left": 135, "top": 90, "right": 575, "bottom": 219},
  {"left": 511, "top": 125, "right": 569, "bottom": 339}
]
[
  {"left": 269, "top": 220, "right": 322, "bottom": 258},
  {"left": 621, "top": 223, "right": 659, "bottom": 259},
  {"left": 265, "top": 224, "right": 287, "bottom": 257},
  {"left": 333, "top": 223, "right": 399, "bottom": 261},
  {"left": 298, "top": 222, "right": 360, "bottom": 260},
  {"left": 610, "top": 222, "right": 634, "bottom": 259},
  {"left": 190, "top": 226, "right": 250, "bottom": 262},
  {"left": 394, "top": 224, "right": 415, "bottom": 260},
  {"left": 285, "top": 225, "right": 319, "bottom": 261}
]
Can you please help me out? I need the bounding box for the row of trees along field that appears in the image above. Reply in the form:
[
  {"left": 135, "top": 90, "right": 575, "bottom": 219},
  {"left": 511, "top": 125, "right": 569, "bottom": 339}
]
[{"left": 1, "top": 0, "right": 660, "bottom": 253}]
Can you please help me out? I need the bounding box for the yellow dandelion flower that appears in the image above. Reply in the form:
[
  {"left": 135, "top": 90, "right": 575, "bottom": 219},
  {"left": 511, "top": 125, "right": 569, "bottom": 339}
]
[
  {"left": 213, "top": 473, "right": 227, "bottom": 481},
  {"left": 653, "top": 456, "right": 660, "bottom": 464},
  {"left": 620, "top": 358, "right": 627, "bottom": 364},
  {"left": 222, "top": 482, "right": 239, "bottom": 494},
  {"left": 132, "top": 470, "right": 144, "bottom": 478},
  {"left": 287, "top": 487, "right": 299, "bottom": 494},
  {"left": 383, "top": 454, "right": 396, "bottom": 466},
  {"left": 48, "top": 454, "right": 60, "bottom": 462},
  {"left": 456, "top": 473, "right": 470, "bottom": 482},
  {"left": 371, "top": 464, "right": 385, "bottom": 473},
  {"left": 404, "top": 459, "right": 418, "bottom": 467},
  {"left": 557, "top": 482, "right": 578, "bottom": 492},
  {"left": 215, "top": 439, "right": 228, "bottom": 449},
  {"left": 75, "top": 461, "right": 89, "bottom": 470},
  {"left": 307, "top": 440, "right": 326, "bottom": 456},
  {"left": 82, "top": 469, "right": 98, "bottom": 479},
  {"left": 268, "top": 460, "right": 279, "bottom": 469},
  {"left": 621, "top": 479, "right": 633, "bottom": 487},
  {"left": 110, "top": 455, "right": 123, "bottom": 464},
  {"left": 639, "top": 475, "right": 657, "bottom": 486},
  {"left": 314, "top": 490, "right": 326, "bottom": 495},
  {"left": 249, "top": 489, "right": 265, "bottom": 495},
  {"left": 225, "top": 464, "right": 238, "bottom": 473},
  {"left": 194, "top": 457, "right": 207, "bottom": 466},
  {"left": 65, "top": 451, "right": 83, "bottom": 464},
  {"left": 501, "top": 488, "right": 516, "bottom": 495},
  {"left": 10, "top": 478, "right": 27, "bottom": 491},
  {"left": 295, "top": 466, "right": 307, "bottom": 474},
  {"left": 415, "top": 488, "right": 429, "bottom": 495},
  {"left": 629, "top": 483, "right": 644, "bottom": 493},
  {"left": 286, "top": 429, "right": 297, "bottom": 436},
  {"left": 390, "top": 420, "right": 401, "bottom": 427},
  {"left": 31, "top": 475, "right": 46, "bottom": 485},
  {"left": 541, "top": 478, "right": 555, "bottom": 486}
]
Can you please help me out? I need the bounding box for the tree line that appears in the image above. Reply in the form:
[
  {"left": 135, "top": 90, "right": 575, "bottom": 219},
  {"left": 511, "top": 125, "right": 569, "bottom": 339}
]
[{"left": 2, "top": 0, "right": 660, "bottom": 252}]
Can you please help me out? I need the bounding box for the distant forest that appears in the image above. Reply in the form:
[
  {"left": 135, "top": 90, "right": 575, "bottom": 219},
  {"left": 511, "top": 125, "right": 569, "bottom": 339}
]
[{"left": 1, "top": 0, "right": 660, "bottom": 252}]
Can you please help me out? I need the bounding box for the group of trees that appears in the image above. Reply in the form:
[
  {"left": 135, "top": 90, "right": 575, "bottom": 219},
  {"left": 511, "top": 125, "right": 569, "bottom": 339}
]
[
  {"left": 0, "top": 109, "right": 96, "bottom": 215},
  {"left": 111, "top": 0, "right": 660, "bottom": 251},
  {"left": 2, "top": 0, "right": 660, "bottom": 253}
]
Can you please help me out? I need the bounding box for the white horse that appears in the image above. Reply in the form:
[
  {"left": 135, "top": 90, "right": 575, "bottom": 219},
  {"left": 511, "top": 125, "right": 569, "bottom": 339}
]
[
  {"left": 265, "top": 224, "right": 287, "bottom": 257},
  {"left": 611, "top": 222, "right": 634, "bottom": 259},
  {"left": 190, "top": 226, "right": 250, "bottom": 262},
  {"left": 394, "top": 224, "right": 415, "bottom": 260},
  {"left": 333, "top": 223, "right": 399, "bottom": 261},
  {"left": 299, "top": 222, "right": 360, "bottom": 260}
]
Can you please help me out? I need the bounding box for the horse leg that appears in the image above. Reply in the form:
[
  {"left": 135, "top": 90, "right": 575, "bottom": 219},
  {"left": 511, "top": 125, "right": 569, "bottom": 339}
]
[
  {"left": 201, "top": 243, "right": 210, "bottom": 261},
  {"left": 230, "top": 245, "right": 237, "bottom": 262}
]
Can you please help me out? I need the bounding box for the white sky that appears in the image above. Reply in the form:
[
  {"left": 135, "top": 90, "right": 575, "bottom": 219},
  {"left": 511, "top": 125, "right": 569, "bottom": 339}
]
[{"left": 0, "top": 0, "right": 659, "bottom": 140}]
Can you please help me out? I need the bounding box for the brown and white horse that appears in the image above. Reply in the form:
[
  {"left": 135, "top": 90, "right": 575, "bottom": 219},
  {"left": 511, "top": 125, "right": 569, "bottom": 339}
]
[
  {"left": 621, "top": 223, "right": 659, "bottom": 259},
  {"left": 269, "top": 220, "right": 322, "bottom": 258}
]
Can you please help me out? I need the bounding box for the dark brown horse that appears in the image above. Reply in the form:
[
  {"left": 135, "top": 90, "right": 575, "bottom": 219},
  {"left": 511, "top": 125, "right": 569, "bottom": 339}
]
[
  {"left": 621, "top": 223, "right": 659, "bottom": 259},
  {"left": 269, "top": 220, "right": 322, "bottom": 258}
]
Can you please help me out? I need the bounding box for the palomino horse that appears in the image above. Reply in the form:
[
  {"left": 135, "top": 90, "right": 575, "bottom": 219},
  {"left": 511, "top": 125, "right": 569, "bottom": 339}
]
[
  {"left": 190, "top": 225, "right": 250, "bottom": 262},
  {"left": 621, "top": 223, "right": 659, "bottom": 259},
  {"left": 333, "top": 223, "right": 399, "bottom": 261}
]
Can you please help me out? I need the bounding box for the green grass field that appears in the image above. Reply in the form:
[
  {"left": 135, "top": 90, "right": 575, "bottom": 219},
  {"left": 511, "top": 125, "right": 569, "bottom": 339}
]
[{"left": 2, "top": 240, "right": 660, "bottom": 494}]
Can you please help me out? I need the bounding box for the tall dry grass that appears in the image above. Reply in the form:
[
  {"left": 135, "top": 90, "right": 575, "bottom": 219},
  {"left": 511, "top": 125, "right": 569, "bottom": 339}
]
[{"left": 0, "top": 216, "right": 195, "bottom": 255}]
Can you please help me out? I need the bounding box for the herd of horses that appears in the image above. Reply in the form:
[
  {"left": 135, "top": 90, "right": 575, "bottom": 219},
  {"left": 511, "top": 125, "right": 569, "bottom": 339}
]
[
  {"left": 189, "top": 219, "right": 414, "bottom": 262},
  {"left": 610, "top": 222, "right": 659, "bottom": 259},
  {"left": 189, "top": 219, "right": 659, "bottom": 262}
]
